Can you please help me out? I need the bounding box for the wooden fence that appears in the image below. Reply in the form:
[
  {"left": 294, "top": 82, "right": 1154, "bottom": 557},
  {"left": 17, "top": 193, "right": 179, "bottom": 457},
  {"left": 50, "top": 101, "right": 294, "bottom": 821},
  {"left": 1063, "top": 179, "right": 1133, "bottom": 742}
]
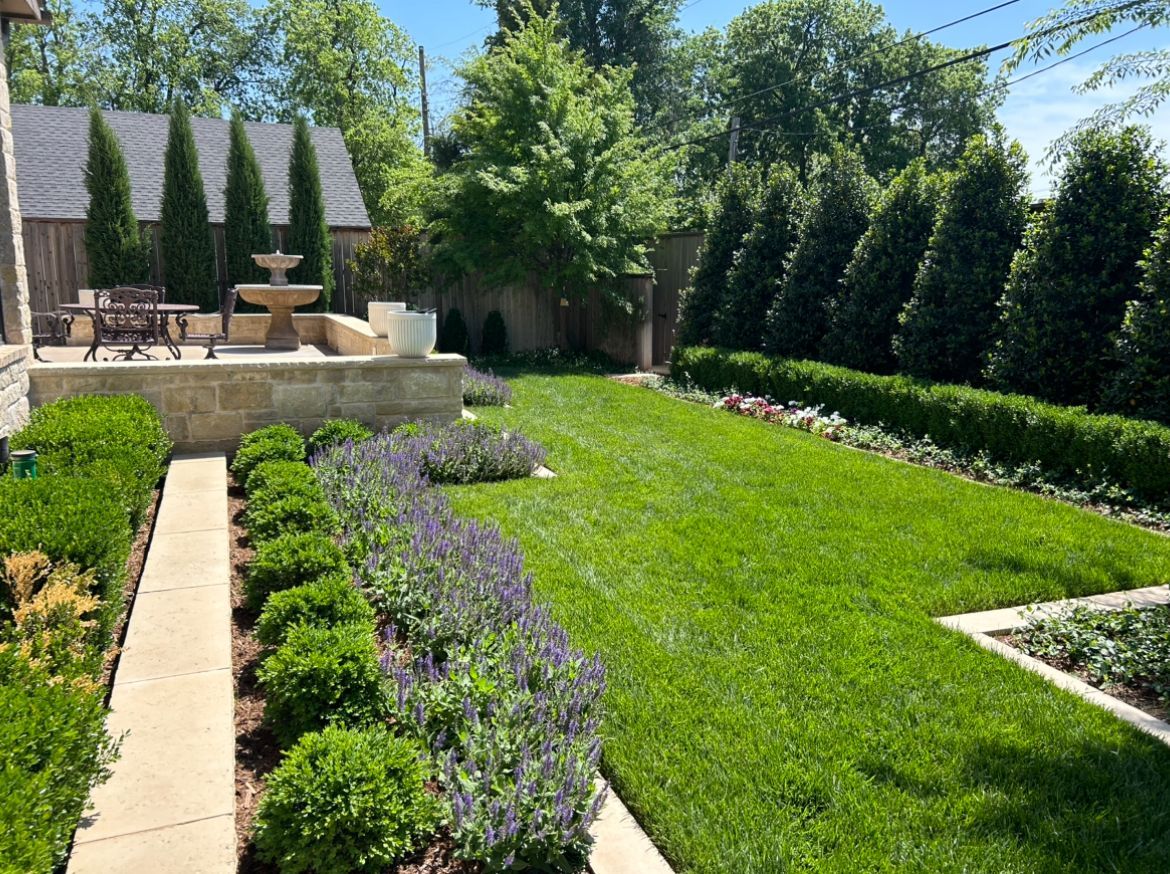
[{"left": 22, "top": 220, "right": 369, "bottom": 313}]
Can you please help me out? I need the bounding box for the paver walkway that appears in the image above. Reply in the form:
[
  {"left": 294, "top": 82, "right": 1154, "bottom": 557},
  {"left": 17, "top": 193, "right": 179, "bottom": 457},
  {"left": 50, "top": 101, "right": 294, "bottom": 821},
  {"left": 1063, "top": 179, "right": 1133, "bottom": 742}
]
[{"left": 69, "top": 453, "right": 235, "bottom": 873}]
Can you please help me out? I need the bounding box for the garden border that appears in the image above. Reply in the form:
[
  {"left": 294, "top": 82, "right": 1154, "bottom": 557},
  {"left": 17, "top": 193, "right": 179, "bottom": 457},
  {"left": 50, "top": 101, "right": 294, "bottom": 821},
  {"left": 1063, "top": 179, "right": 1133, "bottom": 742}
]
[{"left": 938, "top": 586, "right": 1170, "bottom": 748}]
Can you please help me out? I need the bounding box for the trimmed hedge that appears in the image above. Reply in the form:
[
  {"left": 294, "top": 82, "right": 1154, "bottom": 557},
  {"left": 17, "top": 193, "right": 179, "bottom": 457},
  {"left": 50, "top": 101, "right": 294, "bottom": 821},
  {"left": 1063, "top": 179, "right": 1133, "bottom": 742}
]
[
  {"left": 672, "top": 346, "right": 1170, "bottom": 502},
  {"left": 246, "top": 531, "right": 351, "bottom": 612},
  {"left": 256, "top": 576, "right": 375, "bottom": 648},
  {"left": 232, "top": 424, "right": 306, "bottom": 484},
  {"left": 12, "top": 394, "right": 171, "bottom": 529}
]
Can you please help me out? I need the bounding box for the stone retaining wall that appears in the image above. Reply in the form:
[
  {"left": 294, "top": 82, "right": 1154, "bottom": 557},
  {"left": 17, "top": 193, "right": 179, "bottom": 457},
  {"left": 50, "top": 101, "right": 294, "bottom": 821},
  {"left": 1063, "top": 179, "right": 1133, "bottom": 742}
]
[
  {"left": 0, "top": 344, "right": 30, "bottom": 438},
  {"left": 29, "top": 353, "right": 464, "bottom": 452}
]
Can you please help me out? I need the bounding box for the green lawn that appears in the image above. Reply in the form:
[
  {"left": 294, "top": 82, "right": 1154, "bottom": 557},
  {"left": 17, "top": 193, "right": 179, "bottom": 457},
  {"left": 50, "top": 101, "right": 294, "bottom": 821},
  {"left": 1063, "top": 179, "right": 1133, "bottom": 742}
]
[{"left": 447, "top": 373, "right": 1170, "bottom": 873}]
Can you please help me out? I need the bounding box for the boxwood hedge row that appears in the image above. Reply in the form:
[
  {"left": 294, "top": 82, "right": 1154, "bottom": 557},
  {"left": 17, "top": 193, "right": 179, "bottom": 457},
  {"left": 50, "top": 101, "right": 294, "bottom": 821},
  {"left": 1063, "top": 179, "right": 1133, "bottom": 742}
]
[{"left": 672, "top": 346, "right": 1170, "bottom": 502}]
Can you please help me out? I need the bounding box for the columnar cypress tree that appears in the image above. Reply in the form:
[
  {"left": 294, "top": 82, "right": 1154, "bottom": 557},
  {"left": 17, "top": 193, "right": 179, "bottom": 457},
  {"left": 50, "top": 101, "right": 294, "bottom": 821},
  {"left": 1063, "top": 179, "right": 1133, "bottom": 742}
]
[
  {"left": 1105, "top": 213, "right": 1170, "bottom": 424},
  {"left": 894, "top": 132, "right": 1028, "bottom": 384},
  {"left": 985, "top": 126, "right": 1168, "bottom": 406},
  {"left": 287, "top": 116, "right": 334, "bottom": 313},
  {"left": 160, "top": 100, "right": 218, "bottom": 311},
  {"left": 224, "top": 113, "right": 272, "bottom": 290},
  {"left": 84, "top": 108, "right": 148, "bottom": 287},
  {"left": 764, "top": 145, "right": 876, "bottom": 359},
  {"left": 714, "top": 163, "right": 803, "bottom": 351},
  {"left": 676, "top": 164, "right": 757, "bottom": 347},
  {"left": 821, "top": 160, "right": 941, "bottom": 374}
]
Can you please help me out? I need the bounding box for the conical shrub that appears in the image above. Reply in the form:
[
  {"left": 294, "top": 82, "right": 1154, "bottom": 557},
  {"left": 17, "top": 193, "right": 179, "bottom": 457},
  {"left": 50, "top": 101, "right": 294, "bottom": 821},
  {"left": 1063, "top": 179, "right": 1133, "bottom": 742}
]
[
  {"left": 224, "top": 113, "right": 272, "bottom": 290},
  {"left": 161, "top": 101, "right": 218, "bottom": 311},
  {"left": 287, "top": 116, "right": 334, "bottom": 313},
  {"left": 85, "top": 108, "right": 148, "bottom": 288}
]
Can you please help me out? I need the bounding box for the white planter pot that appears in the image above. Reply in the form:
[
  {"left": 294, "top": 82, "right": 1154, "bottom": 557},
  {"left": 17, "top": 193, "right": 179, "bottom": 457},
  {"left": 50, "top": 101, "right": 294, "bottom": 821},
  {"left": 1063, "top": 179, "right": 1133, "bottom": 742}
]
[
  {"left": 385, "top": 311, "right": 437, "bottom": 358},
  {"left": 367, "top": 301, "right": 407, "bottom": 337}
]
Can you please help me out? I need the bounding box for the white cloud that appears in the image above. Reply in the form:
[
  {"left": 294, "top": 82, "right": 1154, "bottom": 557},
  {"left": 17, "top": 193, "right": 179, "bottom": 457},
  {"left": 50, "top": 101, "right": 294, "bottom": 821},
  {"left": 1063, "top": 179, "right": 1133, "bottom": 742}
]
[{"left": 997, "top": 59, "right": 1170, "bottom": 196}]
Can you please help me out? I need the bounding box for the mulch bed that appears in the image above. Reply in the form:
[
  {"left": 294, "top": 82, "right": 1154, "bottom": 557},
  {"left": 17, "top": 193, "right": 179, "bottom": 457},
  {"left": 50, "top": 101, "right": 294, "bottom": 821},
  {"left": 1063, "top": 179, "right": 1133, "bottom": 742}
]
[
  {"left": 228, "top": 473, "right": 479, "bottom": 874},
  {"left": 999, "top": 634, "right": 1169, "bottom": 723}
]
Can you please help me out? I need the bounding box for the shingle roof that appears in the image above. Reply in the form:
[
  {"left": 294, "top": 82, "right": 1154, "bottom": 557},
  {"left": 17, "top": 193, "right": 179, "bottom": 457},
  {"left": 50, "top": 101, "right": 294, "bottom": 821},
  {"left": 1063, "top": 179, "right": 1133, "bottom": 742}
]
[{"left": 11, "top": 104, "right": 371, "bottom": 228}]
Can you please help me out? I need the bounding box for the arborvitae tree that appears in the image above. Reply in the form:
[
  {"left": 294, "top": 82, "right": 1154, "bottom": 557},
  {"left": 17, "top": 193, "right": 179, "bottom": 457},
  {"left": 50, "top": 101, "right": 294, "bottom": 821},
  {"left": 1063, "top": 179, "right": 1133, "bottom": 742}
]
[
  {"left": 481, "top": 310, "right": 509, "bottom": 356},
  {"left": 160, "top": 100, "right": 218, "bottom": 310},
  {"left": 894, "top": 132, "right": 1028, "bottom": 384},
  {"left": 821, "top": 160, "right": 941, "bottom": 374},
  {"left": 764, "top": 145, "right": 876, "bottom": 359},
  {"left": 287, "top": 115, "right": 334, "bottom": 313},
  {"left": 85, "top": 108, "right": 148, "bottom": 288},
  {"left": 986, "top": 126, "right": 1168, "bottom": 406},
  {"left": 224, "top": 113, "right": 272, "bottom": 291},
  {"left": 440, "top": 307, "right": 471, "bottom": 356},
  {"left": 714, "top": 163, "right": 803, "bottom": 351},
  {"left": 676, "top": 164, "right": 758, "bottom": 347},
  {"left": 1105, "top": 213, "right": 1170, "bottom": 424}
]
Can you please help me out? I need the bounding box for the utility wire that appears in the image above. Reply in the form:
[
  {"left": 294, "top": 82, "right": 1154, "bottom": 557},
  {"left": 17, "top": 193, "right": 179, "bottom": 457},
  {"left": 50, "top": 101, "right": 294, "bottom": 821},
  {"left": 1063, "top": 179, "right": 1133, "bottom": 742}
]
[{"left": 664, "top": 1, "right": 1149, "bottom": 152}]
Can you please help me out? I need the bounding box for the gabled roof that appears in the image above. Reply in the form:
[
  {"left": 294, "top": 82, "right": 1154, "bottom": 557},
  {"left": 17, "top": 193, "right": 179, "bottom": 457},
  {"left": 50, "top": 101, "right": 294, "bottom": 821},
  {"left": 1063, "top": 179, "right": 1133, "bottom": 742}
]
[{"left": 11, "top": 104, "right": 371, "bottom": 228}]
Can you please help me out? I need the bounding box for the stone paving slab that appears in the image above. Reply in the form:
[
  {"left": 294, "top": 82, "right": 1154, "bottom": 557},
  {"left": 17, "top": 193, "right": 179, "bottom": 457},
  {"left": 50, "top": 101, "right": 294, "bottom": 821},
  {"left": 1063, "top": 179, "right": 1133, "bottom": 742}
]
[
  {"left": 68, "top": 814, "right": 236, "bottom": 874},
  {"left": 589, "top": 780, "right": 674, "bottom": 874},
  {"left": 114, "top": 585, "right": 231, "bottom": 684},
  {"left": 69, "top": 453, "right": 234, "bottom": 873}
]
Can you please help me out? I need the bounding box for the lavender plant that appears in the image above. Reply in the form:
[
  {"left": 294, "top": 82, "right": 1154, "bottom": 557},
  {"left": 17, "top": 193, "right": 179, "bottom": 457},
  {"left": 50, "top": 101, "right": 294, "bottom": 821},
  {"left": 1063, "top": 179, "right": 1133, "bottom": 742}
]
[
  {"left": 313, "top": 434, "right": 607, "bottom": 871},
  {"left": 463, "top": 367, "right": 513, "bottom": 407},
  {"left": 384, "top": 420, "right": 545, "bottom": 485}
]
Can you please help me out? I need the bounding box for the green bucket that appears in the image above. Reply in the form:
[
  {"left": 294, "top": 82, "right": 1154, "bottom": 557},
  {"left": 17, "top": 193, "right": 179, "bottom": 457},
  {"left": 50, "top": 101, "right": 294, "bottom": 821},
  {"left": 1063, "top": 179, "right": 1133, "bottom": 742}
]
[{"left": 10, "top": 449, "right": 37, "bottom": 479}]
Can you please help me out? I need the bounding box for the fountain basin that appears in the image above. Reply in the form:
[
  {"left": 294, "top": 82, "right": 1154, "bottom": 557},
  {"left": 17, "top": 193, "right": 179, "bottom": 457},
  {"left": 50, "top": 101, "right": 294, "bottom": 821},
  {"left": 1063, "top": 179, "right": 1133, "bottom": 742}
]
[
  {"left": 252, "top": 252, "right": 303, "bottom": 286},
  {"left": 237, "top": 284, "right": 322, "bottom": 350}
]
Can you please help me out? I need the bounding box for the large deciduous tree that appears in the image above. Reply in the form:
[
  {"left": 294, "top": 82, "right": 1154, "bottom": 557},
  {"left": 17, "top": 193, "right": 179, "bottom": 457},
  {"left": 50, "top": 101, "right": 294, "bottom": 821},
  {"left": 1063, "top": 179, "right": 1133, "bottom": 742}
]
[
  {"left": 715, "top": 164, "right": 803, "bottom": 351},
  {"left": 986, "top": 126, "right": 1168, "bottom": 406},
  {"left": 160, "top": 101, "right": 218, "bottom": 311},
  {"left": 1106, "top": 211, "right": 1170, "bottom": 424},
  {"left": 764, "top": 145, "right": 876, "bottom": 360},
  {"left": 894, "top": 131, "right": 1029, "bottom": 385},
  {"left": 84, "top": 108, "right": 148, "bottom": 287},
  {"left": 432, "top": 11, "right": 673, "bottom": 314},
  {"left": 6, "top": 0, "right": 100, "bottom": 106},
  {"left": 676, "top": 164, "right": 758, "bottom": 347},
  {"left": 224, "top": 113, "right": 272, "bottom": 290},
  {"left": 287, "top": 115, "right": 334, "bottom": 313},
  {"left": 264, "top": 0, "right": 429, "bottom": 226},
  {"left": 821, "top": 160, "right": 941, "bottom": 374}
]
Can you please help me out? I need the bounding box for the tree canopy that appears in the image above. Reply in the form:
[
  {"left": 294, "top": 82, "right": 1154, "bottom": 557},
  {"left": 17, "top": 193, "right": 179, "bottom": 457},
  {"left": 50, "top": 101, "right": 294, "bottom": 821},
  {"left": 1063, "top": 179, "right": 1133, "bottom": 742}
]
[{"left": 431, "top": 10, "right": 673, "bottom": 307}]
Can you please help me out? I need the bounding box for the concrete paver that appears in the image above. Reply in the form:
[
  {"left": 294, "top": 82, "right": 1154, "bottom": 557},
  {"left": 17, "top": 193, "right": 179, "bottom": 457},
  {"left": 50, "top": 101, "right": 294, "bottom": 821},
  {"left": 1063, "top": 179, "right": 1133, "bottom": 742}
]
[{"left": 68, "top": 814, "right": 236, "bottom": 874}]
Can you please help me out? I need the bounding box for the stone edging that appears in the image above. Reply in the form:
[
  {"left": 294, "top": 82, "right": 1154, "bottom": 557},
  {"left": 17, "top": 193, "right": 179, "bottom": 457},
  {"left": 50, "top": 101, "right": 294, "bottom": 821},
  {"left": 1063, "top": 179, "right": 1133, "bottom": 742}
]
[
  {"left": 589, "top": 779, "right": 674, "bottom": 874},
  {"left": 938, "top": 586, "right": 1170, "bottom": 747}
]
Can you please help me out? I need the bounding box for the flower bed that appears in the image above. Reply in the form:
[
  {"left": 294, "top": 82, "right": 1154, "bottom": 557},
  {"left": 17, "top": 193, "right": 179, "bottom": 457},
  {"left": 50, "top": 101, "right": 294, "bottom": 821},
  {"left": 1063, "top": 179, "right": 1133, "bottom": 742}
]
[
  {"left": 463, "top": 366, "right": 512, "bottom": 407},
  {"left": 1014, "top": 604, "right": 1170, "bottom": 721},
  {"left": 0, "top": 394, "right": 171, "bottom": 872},
  {"left": 714, "top": 394, "right": 848, "bottom": 441},
  {"left": 234, "top": 417, "right": 598, "bottom": 871}
]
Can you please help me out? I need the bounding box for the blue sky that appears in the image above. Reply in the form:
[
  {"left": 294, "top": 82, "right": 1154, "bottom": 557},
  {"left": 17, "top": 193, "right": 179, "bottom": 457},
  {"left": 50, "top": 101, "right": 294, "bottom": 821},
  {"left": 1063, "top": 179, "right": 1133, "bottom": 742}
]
[{"left": 386, "top": 0, "right": 1169, "bottom": 193}]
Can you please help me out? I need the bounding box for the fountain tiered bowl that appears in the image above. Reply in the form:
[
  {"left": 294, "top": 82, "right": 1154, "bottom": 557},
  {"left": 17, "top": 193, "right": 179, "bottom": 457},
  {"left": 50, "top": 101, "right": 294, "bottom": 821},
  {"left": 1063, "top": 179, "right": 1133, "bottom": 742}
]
[{"left": 237, "top": 252, "right": 322, "bottom": 351}]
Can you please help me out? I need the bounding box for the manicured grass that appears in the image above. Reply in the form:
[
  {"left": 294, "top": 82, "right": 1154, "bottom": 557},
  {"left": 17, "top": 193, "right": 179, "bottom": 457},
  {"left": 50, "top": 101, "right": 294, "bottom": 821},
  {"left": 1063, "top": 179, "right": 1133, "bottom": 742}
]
[{"left": 447, "top": 374, "right": 1170, "bottom": 873}]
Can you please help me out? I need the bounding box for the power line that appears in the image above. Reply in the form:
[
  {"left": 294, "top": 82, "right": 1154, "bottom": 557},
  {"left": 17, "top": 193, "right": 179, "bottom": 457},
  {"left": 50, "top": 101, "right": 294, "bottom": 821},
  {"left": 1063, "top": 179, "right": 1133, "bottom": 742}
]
[
  {"left": 431, "top": 23, "right": 492, "bottom": 51},
  {"left": 664, "top": 1, "right": 1149, "bottom": 153},
  {"left": 986, "top": 21, "right": 1146, "bottom": 91}
]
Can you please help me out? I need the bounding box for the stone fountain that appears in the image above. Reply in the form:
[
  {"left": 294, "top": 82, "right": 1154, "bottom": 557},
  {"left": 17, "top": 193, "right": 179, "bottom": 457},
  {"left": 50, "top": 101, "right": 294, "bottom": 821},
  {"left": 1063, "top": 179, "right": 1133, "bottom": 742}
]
[{"left": 236, "top": 252, "right": 322, "bottom": 351}]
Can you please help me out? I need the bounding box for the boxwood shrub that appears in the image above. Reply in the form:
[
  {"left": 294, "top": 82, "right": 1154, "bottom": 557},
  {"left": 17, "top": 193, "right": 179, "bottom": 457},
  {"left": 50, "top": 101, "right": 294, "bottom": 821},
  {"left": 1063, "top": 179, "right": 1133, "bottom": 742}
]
[
  {"left": 244, "top": 493, "right": 339, "bottom": 545},
  {"left": 672, "top": 346, "right": 1170, "bottom": 502},
  {"left": 12, "top": 394, "right": 171, "bottom": 528},
  {"left": 246, "top": 531, "right": 350, "bottom": 612},
  {"left": 232, "top": 424, "right": 306, "bottom": 483},
  {"left": 258, "top": 620, "right": 386, "bottom": 748},
  {"left": 308, "top": 420, "right": 374, "bottom": 455},
  {"left": 245, "top": 459, "right": 320, "bottom": 498},
  {"left": 0, "top": 648, "right": 118, "bottom": 873},
  {"left": 0, "top": 477, "right": 131, "bottom": 630},
  {"left": 253, "top": 725, "right": 436, "bottom": 874},
  {"left": 256, "top": 576, "right": 375, "bottom": 648}
]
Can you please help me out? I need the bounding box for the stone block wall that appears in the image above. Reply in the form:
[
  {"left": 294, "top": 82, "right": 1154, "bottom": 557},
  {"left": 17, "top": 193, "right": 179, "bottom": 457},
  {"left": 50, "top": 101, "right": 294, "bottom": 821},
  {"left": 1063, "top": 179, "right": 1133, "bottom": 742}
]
[
  {"left": 29, "top": 353, "right": 464, "bottom": 452},
  {"left": 0, "top": 345, "right": 30, "bottom": 438}
]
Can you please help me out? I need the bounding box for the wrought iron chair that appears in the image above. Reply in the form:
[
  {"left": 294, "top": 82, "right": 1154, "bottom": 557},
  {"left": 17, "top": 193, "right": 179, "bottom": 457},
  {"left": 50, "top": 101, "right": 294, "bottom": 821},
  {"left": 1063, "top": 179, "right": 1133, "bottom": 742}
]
[
  {"left": 30, "top": 310, "right": 72, "bottom": 362},
  {"left": 123, "top": 283, "right": 167, "bottom": 303},
  {"left": 180, "top": 286, "right": 238, "bottom": 359},
  {"left": 94, "top": 286, "right": 162, "bottom": 361}
]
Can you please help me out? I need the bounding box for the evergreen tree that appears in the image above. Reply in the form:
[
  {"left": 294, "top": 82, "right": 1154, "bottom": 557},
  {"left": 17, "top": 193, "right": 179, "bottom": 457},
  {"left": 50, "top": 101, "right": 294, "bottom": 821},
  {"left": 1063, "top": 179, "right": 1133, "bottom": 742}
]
[
  {"left": 713, "top": 164, "right": 803, "bottom": 351},
  {"left": 287, "top": 115, "right": 334, "bottom": 312},
  {"left": 676, "top": 164, "right": 757, "bottom": 347},
  {"left": 986, "top": 126, "right": 1168, "bottom": 406},
  {"left": 84, "top": 107, "right": 148, "bottom": 287},
  {"left": 160, "top": 100, "right": 218, "bottom": 310},
  {"left": 224, "top": 113, "right": 272, "bottom": 290},
  {"left": 894, "top": 131, "right": 1028, "bottom": 384},
  {"left": 821, "top": 160, "right": 941, "bottom": 374},
  {"left": 1105, "top": 212, "right": 1170, "bottom": 424},
  {"left": 440, "top": 307, "right": 471, "bottom": 356},
  {"left": 765, "top": 145, "right": 875, "bottom": 359}
]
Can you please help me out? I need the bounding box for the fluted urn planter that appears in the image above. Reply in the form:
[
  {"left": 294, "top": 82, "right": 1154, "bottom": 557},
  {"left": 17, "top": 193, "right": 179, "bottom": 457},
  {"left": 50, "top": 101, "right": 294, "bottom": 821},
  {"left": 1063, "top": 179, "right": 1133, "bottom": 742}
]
[
  {"left": 367, "top": 301, "right": 406, "bottom": 337},
  {"left": 385, "top": 311, "right": 437, "bottom": 358}
]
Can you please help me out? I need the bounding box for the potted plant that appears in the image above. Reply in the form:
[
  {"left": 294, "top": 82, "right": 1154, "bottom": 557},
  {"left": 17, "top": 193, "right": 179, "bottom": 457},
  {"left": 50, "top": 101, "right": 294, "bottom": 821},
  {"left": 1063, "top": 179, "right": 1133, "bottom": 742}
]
[{"left": 348, "top": 227, "right": 431, "bottom": 350}]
